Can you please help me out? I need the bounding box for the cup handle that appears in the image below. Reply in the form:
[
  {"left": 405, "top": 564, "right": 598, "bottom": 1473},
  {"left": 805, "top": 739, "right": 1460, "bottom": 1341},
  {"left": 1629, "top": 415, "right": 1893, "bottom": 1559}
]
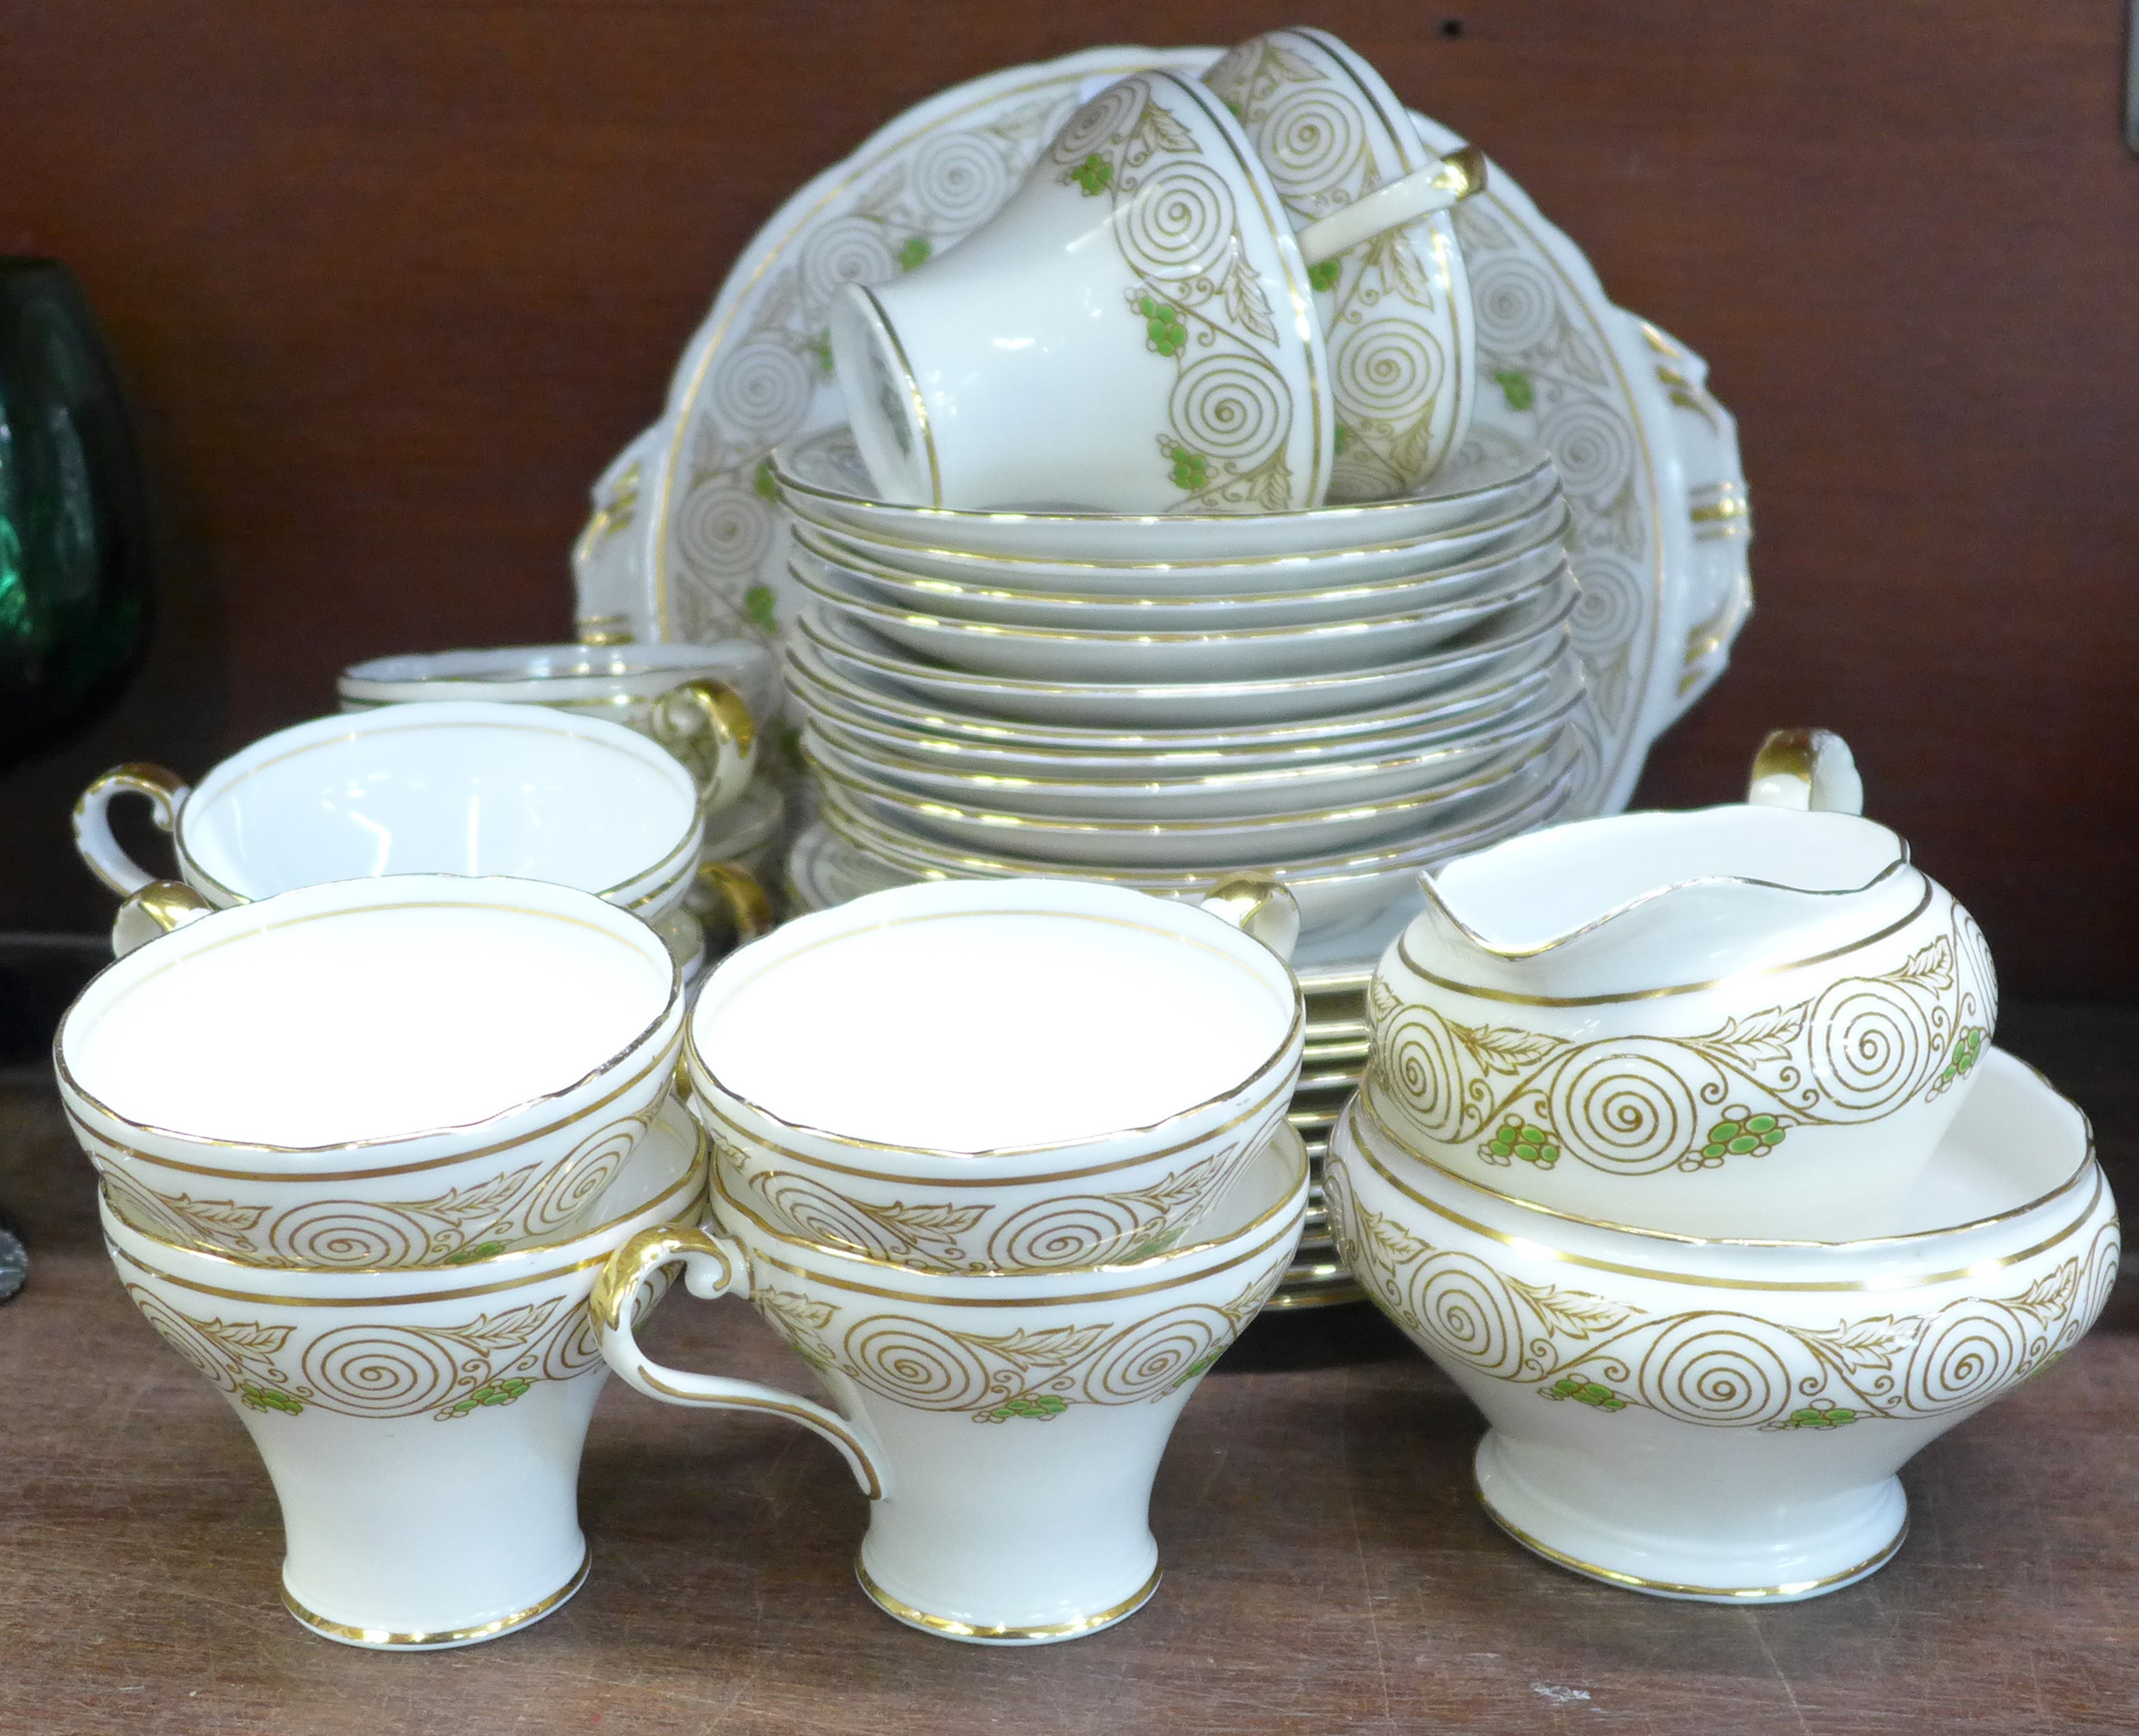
[
  {"left": 695, "top": 861, "right": 776, "bottom": 944},
  {"left": 112, "top": 880, "right": 215, "bottom": 958},
  {"left": 650, "top": 679, "right": 758, "bottom": 815},
  {"left": 1200, "top": 873, "right": 1301, "bottom": 962},
  {"left": 592, "top": 1222, "right": 888, "bottom": 1500},
  {"left": 1746, "top": 728, "right": 1865, "bottom": 816},
  {"left": 73, "top": 763, "right": 191, "bottom": 896},
  {"left": 1295, "top": 146, "right": 1487, "bottom": 268}
]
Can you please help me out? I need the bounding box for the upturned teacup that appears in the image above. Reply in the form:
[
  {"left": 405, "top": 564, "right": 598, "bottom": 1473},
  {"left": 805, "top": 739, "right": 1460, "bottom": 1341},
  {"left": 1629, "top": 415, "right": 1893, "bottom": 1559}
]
[
  {"left": 73, "top": 700, "right": 707, "bottom": 924},
  {"left": 59, "top": 873, "right": 684, "bottom": 1268},
  {"left": 683, "top": 876, "right": 1306, "bottom": 1273},
  {"left": 102, "top": 1097, "right": 706, "bottom": 1646},
  {"left": 1328, "top": 1048, "right": 2116, "bottom": 1601},
  {"left": 596, "top": 1124, "right": 1307, "bottom": 1641},
  {"left": 337, "top": 640, "right": 774, "bottom": 816}
]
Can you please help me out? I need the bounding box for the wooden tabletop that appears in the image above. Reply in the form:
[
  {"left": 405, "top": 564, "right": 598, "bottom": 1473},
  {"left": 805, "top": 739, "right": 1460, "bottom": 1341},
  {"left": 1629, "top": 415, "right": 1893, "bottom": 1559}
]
[{"left": 3, "top": 1004, "right": 2134, "bottom": 1735}]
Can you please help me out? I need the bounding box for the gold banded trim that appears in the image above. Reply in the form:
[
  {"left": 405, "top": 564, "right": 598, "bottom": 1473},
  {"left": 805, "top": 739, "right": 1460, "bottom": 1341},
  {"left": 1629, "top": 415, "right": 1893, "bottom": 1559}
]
[
  {"left": 857, "top": 284, "right": 943, "bottom": 509},
  {"left": 108, "top": 1233, "right": 622, "bottom": 1308},
  {"left": 283, "top": 1549, "right": 588, "bottom": 1647},
  {"left": 1482, "top": 1501, "right": 1904, "bottom": 1601},
  {"left": 856, "top": 1555, "right": 1159, "bottom": 1640}
]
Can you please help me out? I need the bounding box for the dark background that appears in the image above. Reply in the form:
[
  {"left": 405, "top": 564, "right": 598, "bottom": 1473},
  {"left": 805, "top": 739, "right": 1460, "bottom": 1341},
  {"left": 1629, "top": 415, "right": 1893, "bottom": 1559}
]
[{"left": 1, "top": 2, "right": 2132, "bottom": 997}]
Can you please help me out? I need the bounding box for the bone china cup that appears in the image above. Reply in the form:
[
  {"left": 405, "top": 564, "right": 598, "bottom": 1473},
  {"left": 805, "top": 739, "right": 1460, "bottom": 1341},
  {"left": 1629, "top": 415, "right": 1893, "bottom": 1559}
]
[
  {"left": 57, "top": 873, "right": 685, "bottom": 1268},
  {"left": 337, "top": 640, "right": 775, "bottom": 815},
  {"left": 1327, "top": 1049, "right": 2117, "bottom": 1601},
  {"left": 101, "top": 1099, "right": 707, "bottom": 1648},
  {"left": 831, "top": 71, "right": 1333, "bottom": 515},
  {"left": 683, "top": 877, "right": 1305, "bottom": 1274},
  {"left": 1364, "top": 738, "right": 1996, "bottom": 1239},
  {"left": 72, "top": 701, "right": 706, "bottom": 922},
  {"left": 596, "top": 1126, "right": 1307, "bottom": 1641}
]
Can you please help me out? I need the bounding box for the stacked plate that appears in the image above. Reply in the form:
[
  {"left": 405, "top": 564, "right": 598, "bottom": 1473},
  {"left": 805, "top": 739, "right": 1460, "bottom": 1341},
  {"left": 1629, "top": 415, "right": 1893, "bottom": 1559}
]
[{"left": 773, "top": 425, "right": 1597, "bottom": 1305}]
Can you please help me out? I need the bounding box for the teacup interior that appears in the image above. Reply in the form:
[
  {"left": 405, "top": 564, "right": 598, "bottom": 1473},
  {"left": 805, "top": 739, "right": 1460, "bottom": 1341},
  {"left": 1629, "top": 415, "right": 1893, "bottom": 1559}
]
[
  {"left": 184, "top": 720, "right": 693, "bottom": 899},
  {"left": 698, "top": 907, "right": 1294, "bottom": 1151},
  {"left": 1432, "top": 805, "right": 1906, "bottom": 949},
  {"left": 65, "top": 899, "right": 672, "bottom": 1146}
]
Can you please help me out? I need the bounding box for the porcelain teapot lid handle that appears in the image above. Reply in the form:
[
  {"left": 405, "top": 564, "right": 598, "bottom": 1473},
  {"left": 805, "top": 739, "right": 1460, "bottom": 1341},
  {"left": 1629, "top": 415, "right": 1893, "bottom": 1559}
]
[{"left": 1746, "top": 728, "right": 1864, "bottom": 816}]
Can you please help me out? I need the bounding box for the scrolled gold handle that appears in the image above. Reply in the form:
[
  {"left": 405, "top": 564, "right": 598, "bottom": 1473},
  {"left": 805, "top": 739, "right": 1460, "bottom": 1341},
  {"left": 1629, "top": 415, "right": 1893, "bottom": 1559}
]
[
  {"left": 650, "top": 678, "right": 757, "bottom": 815},
  {"left": 1747, "top": 728, "right": 1864, "bottom": 816},
  {"left": 112, "top": 880, "right": 215, "bottom": 958},
  {"left": 1201, "top": 873, "right": 1301, "bottom": 962},
  {"left": 694, "top": 860, "right": 775, "bottom": 946},
  {"left": 73, "top": 762, "right": 191, "bottom": 896}
]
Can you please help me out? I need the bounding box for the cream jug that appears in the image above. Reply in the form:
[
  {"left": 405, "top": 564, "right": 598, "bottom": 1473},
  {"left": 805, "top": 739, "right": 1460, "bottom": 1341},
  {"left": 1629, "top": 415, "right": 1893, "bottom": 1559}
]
[{"left": 1363, "top": 731, "right": 1996, "bottom": 1238}]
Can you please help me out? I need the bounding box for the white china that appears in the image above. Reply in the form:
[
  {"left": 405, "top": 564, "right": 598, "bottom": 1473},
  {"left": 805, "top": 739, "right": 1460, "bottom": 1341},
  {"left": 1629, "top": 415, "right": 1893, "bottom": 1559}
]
[
  {"left": 807, "top": 725, "right": 1567, "bottom": 869},
  {"left": 796, "top": 574, "right": 1577, "bottom": 731},
  {"left": 101, "top": 1100, "right": 707, "bottom": 1647},
  {"left": 73, "top": 701, "right": 707, "bottom": 923},
  {"left": 796, "top": 547, "right": 1568, "bottom": 686},
  {"left": 1326, "top": 1049, "right": 2116, "bottom": 1601},
  {"left": 786, "top": 468, "right": 1564, "bottom": 599},
  {"left": 596, "top": 1124, "right": 1307, "bottom": 1641},
  {"left": 682, "top": 877, "right": 1304, "bottom": 1271},
  {"left": 337, "top": 639, "right": 776, "bottom": 814},
  {"left": 785, "top": 613, "right": 1571, "bottom": 756},
  {"left": 1362, "top": 732, "right": 1995, "bottom": 1238},
  {"left": 805, "top": 685, "right": 1577, "bottom": 822},
  {"left": 830, "top": 70, "right": 1334, "bottom": 515},
  {"left": 1205, "top": 27, "right": 1476, "bottom": 501},
  {"left": 59, "top": 874, "right": 685, "bottom": 1268}
]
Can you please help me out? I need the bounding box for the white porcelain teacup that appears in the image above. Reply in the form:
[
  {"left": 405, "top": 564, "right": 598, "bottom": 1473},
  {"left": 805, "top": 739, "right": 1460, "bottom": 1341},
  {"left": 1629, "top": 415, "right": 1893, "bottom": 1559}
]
[
  {"left": 73, "top": 700, "right": 708, "bottom": 924},
  {"left": 58, "top": 873, "right": 685, "bottom": 1268},
  {"left": 596, "top": 1125, "right": 1307, "bottom": 1641},
  {"left": 1363, "top": 730, "right": 1996, "bottom": 1238},
  {"left": 102, "top": 1098, "right": 706, "bottom": 1647},
  {"left": 337, "top": 640, "right": 775, "bottom": 816},
  {"left": 1328, "top": 1048, "right": 2116, "bottom": 1601},
  {"left": 683, "top": 876, "right": 1305, "bottom": 1273}
]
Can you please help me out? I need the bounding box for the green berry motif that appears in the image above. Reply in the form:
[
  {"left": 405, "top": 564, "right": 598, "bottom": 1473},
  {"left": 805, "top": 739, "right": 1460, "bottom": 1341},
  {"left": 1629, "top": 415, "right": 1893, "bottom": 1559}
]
[
  {"left": 752, "top": 459, "right": 779, "bottom": 502},
  {"left": 979, "top": 1394, "right": 1069, "bottom": 1424},
  {"left": 1698, "top": 1113, "right": 1787, "bottom": 1165},
  {"left": 1939, "top": 1026, "right": 1986, "bottom": 1089},
  {"left": 1166, "top": 445, "right": 1208, "bottom": 492},
  {"left": 744, "top": 585, "right": 779, "bottom": 634},
  {"left": 1782, "top": 1402, "right": 1859, "bottom": 1430},
  {"left": 1065, "top": 153, "right": 1113, "bottom": 195},
  {"left": 1222, "top": 99, "right": 1243, "bottom": 119},
  {"left": 442, "top": 1240, "right": 505, "bottom": 1266},
  {"left": 1491, "top": 368, "right": 1536, "bottom": 412},
  {"left": 1140, "top": 296, "right": 1189, "bottom": 357},
  {"left": 1333, "top": 421, "right": 1353, "bottom": 456},
  {"left": 1547, "top": 1376, "right": 1627, "bottom": 1412},
  {"left": 1484, "top": 1113, "right": 1559, "bottom": 1169},
  {"left": 1307, "top": 258, "right": 1343, "bottom": 294},
  {"left": 240, "top": 1383, "right": 305, "bottom": 1416},
  {"left": 806, "top": 330, "right": 835, "bottom": 375},
  {"left": 447, "top": 1378, "right": 534, "bottom": 1419},
  {"left": 896, "top": 236, "right": 931, "bottom": 273}
]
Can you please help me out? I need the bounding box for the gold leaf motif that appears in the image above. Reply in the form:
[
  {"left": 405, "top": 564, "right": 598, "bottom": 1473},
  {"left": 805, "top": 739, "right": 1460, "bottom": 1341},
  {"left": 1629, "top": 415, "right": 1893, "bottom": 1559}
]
[
  {"left": 160, "top": 1197, "right": 269, "bottom": 1235},
  {"left": 951, "top": 1323, "right": 1112, "bottom": 1371},
  {"left": 423, "top": 1301, "right": 560, "bottom": 1357},
  {"left": 192, "top": 1318, "right": 296, "bottom": 1357},
  {"left": 1222, "top": 250, "right": 1279, "bottom": 344},
  {"left": 759, "top": 1289, "right": 837, "bottom": 1334},
  {"left": 1796, "top": 1316, "right": 1923, "bottom": 1374},
  {"left": 399, "top": 1164, "right": 542, "bottom": 1227},
  {"left": 1503, "top": 1276, "right": 1640, "bottom": 1341}
]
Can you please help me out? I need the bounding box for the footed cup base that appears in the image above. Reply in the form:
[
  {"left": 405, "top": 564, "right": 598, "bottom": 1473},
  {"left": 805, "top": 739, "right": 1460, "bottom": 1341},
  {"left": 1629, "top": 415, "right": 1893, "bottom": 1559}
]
[
  {"left": 281, "top": 1546, "right": 590, "bottom": 1650},
  {"left": 1474, "top": 1432, "right": 1907, "bottom": 1604},
  {"left": 856, "top": 1555, "right": 1161, "bottom": 1646}
]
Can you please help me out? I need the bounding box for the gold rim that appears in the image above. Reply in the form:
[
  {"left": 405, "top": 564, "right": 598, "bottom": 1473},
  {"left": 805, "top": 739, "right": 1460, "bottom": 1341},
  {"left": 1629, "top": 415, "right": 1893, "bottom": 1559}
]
[
  {"left": 855, "top": 284, "right": 943, "bottom": 508},
  {"left": 1353, "top": 1076, "right": 2096, "bottom": 1250},
  {"left": 283, "top": 1549, "right": 589, "bottom": 1646},
  {"left": 796, "top": 580, "right": 1577, "bottom": 703},
  {"left": 710, "top": 1125, "right": 1308, "bottom": 1277},
  {"left": 856, "top": 1556, "right": 1160, "bottom": 1641},
  {"left": 793, "top": 550, "right": 1563, "bottom": 649},
  {"left": 1480, "top": 1500, "right": 1905, "bottom": 1600},
  {"left": 1339, "top": 1098, "right": 2107, "bottom": 1290}
]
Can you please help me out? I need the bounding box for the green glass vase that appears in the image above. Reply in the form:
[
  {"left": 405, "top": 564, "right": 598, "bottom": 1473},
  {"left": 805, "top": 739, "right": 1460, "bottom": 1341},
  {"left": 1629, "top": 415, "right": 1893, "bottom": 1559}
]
[{"left": 0, "top": 258, "right": 154, "bottom": 777}]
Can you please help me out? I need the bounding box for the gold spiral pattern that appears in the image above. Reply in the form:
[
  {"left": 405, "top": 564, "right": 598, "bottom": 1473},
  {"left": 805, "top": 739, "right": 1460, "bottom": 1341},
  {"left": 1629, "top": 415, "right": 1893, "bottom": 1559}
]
[
  {"left": 1407, "top": 1249, "right": 1527, "bottom": 1380},
  {"left": 539, "top": 1299, "right": 607, "bottom": 1381},
  {"left": 300, "top": 1326, "right": 466, "bottom": 1416},
  {"left": 1053, "top": 82, "right": 1145, "bottom": 161},
  {"left": 1086, "top": 1305, "right": 1233, "bottom": 1401},
  {"left": 1634, "top": 1317, "right": 1796, "bottom": 1427},
  {"left": 1807, "top": 980, "right": 1928, "bottom": 1113},
  {"left": 1256, "top": 85, "right": 1365, "bottom": 201},
  {"left": 1120, "top": 159, "right": 1236, "bottom": 284},
  {"left": 126, "top": 1289, "right": 245, "bottom": 1395},
  {"left": 1331, "top": 316, "right": 1447, "bottom": 419},
  {"left": 1375, "top": 1009, "right": 1478, "bottom": 1142},
  {"left": 524, "top": 1117, "right": 645, "bottom": 1235},
  {"left": 1547, "top": 1042, "right": 1704, "bottom": 1176},
  {"left": 745, "top": 1169, "right": 921, "bottom": 1262},
  {"left": 1901, "top": 1301, "right": 2030, "bottom": 1415},
  {"left": 1171, "top": 355, "right": 1286, "bottom": 466},
  {"left": 843, "top": 1316, "right": 999, "bottom": 1410},
  {"left": 266, "top": 1203, "right": 431, "bottom": 1269},
  {"left": 985, "top": 1196, "right": 1148, "bottom": 1269}
]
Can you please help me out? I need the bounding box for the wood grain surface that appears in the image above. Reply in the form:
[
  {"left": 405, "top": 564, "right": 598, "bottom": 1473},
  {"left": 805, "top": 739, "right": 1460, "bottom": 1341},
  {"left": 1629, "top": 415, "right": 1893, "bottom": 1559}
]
[
  {"left": 0, "top": 2, "right": 2134, "bottom": 997},
  {"left": 1, "top": 1005, "right": 2136, "bottom": 1734}
]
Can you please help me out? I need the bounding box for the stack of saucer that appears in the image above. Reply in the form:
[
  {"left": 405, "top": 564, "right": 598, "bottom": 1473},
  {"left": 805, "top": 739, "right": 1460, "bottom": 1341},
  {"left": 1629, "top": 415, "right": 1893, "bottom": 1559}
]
[{"left": 1323, "top": 732, "right": 2121, "bottom": 1600}]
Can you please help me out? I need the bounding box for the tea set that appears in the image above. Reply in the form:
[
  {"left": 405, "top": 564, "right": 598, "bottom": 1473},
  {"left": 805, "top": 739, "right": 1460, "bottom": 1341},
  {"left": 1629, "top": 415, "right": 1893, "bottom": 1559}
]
[{"left": 50, "top": 25, "right": 2106, "bottom": 1655}]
